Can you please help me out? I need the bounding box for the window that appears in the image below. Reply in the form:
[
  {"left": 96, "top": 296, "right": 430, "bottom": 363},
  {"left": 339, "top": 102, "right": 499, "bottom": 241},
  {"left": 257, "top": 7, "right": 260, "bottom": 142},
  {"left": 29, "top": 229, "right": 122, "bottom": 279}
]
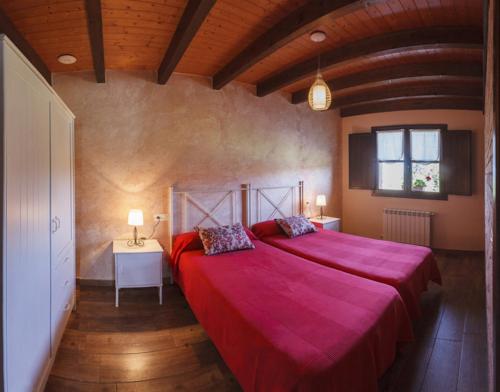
[
  {"left": 348, "top": 125, "right": 472, "bottom": 198},
  {"left": 374, "top": 125, "right": 445, "bottom": 199}
]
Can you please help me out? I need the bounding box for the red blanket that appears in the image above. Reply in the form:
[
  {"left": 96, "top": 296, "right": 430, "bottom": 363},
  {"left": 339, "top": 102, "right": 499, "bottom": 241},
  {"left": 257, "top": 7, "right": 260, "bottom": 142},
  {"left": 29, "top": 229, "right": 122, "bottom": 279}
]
[
  {"left": 172, "top": 237, "right": 413, "bottom": 392},
  {"left": 252, "top": 221, "right": 442, "bottom": 319}
]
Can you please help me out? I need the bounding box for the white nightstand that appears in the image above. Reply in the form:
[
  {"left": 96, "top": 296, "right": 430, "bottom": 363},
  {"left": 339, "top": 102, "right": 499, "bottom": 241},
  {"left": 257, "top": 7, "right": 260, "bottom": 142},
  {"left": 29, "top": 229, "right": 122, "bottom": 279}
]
[
  {"left": 113, "top": 239, "right": 164, "bottom": 307},
  {"left": 309, "top": 216, "right": 341, "bottom": 231}
]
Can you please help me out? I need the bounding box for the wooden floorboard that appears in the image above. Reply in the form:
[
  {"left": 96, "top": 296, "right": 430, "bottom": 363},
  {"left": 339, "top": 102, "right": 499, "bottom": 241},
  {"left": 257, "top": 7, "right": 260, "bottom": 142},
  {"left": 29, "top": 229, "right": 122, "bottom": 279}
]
[
  {"left": 457, "top": 333, "right": 488, "bottom": 392},
  {"left": 45, "top": 251, "right": 486, "bottom": 392},
  {"left": 420, "top": 338, "right": 462, "bottom": 392},
  {"left": 384, "top": 251, "right": 487, "bottom": 392}
]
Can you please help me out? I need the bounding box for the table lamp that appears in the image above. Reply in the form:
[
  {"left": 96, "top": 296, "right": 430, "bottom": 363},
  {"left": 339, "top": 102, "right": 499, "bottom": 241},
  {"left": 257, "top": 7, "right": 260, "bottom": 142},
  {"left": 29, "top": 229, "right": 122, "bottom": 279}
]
[
  {"left": 127, "top": 209, "right": 144, "bottom": 247},
  {"left": 316, "top": 195, "right": 326, "bottom": 219}
]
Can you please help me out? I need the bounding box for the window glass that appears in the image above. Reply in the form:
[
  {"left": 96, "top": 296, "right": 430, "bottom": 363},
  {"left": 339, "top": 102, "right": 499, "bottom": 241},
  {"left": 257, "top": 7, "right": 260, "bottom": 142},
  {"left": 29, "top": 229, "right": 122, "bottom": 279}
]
[
  {"left": 377, "top": 130, "right": 404, "bottom": 160},
  {"left": 412, "top": 162, "right": 440, "bottom": 192},
  {"left": 379, "top": 162, "right": 404, "bottom": 190},
  {"left": 411, "top": 130, "right": 440, "bottom": 161},
  {"left": 410, "top": 129, "right": 440, "bottom": 192}
]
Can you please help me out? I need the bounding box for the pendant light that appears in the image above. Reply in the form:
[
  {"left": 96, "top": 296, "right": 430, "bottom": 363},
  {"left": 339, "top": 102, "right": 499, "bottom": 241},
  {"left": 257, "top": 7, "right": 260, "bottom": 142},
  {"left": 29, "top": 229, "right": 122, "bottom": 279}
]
[
  {"left": 308, "top": 55, "right": 332, "bottom": 111},
  {"left": 307, "top": 31, "right": 332, "bottom": 111}
]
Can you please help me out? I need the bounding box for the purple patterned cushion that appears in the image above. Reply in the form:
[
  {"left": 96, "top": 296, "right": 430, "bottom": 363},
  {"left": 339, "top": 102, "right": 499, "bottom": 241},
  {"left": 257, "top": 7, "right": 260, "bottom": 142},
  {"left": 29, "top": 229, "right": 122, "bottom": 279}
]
[
  {"left": 196, "top": 223, "right": 255, "bottom": 256},
  {"left": 275, "top": 215, "right": 317, "bottom": 238}
]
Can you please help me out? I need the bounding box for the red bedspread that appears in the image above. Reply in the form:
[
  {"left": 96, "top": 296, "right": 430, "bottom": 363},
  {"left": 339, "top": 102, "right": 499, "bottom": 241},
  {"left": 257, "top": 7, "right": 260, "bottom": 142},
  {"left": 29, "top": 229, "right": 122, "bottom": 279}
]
[
  {"left": 172, "top": 237, "right": 413, "bottom": 392},
  {"left": 252, "top": 222, "right": 442, "bottom": 320}
]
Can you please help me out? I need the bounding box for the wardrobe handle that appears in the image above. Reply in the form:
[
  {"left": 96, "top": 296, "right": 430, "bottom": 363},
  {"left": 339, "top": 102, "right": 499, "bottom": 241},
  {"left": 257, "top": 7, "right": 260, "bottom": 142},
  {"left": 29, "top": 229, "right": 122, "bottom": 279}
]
[
  {"left": 55, "top": 216, "right": 61, "bottom": 230},
  {"left": 51, "top": 218, "right": 57, "bottom": 233}
]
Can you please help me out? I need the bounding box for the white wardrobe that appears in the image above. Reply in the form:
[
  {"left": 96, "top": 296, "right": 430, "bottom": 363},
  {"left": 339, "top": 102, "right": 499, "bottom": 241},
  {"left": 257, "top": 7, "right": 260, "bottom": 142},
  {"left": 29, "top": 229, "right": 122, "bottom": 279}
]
[{"left": 1, "top": 35, "right": 76, "bottom": 391}]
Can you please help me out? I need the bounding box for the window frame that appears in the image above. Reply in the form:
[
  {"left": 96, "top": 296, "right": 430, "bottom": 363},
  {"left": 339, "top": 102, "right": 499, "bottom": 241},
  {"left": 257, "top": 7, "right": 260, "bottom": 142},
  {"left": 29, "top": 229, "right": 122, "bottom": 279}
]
[{"left": 372, "top": 124, "right": 448, "bottom": 200}]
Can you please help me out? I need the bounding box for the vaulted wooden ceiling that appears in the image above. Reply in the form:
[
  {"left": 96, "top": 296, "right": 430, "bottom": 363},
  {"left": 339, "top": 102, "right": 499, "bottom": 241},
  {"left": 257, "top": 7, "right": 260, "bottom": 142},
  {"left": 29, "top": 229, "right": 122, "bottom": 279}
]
[{"left": 0, "top": 0, "right": 484, "bottom": 116}]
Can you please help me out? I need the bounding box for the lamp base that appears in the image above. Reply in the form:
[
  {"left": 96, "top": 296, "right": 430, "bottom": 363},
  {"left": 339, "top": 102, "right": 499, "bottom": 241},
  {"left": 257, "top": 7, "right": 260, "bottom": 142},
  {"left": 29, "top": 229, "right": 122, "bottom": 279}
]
[
  {"left": 127, "top": 226, "right": 144, "bottom": 247},
  {"left": 127, "top": 239, "right": 144, "bottom": 247}
]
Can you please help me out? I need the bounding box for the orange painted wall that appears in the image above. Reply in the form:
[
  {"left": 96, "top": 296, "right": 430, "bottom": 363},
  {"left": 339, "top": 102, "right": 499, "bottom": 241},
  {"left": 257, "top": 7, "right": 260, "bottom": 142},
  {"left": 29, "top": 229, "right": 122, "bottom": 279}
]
[{"left": 341, "top": 110, "right": 485, "bottom": 251}]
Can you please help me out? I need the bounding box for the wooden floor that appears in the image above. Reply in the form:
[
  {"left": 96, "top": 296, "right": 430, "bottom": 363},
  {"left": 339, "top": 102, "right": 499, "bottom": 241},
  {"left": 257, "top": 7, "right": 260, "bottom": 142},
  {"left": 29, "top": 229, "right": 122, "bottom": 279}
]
[{"left": 45, "top": 251, "right": 487, "bottom": 392}]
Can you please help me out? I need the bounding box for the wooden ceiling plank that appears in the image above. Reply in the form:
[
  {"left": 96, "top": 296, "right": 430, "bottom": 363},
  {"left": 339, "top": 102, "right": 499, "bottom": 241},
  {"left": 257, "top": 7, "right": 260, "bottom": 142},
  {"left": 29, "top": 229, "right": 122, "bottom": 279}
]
[
  {"left": 291, "top": 60, "right": 483, "bottom": 103},
  {"left": 102, "top": 2, "right": 182, "bottom": 13},
  {"left": 350, "top": 8, "right": 379, "bottom": 35},
  {"left": 212, "top": 0, "right": 387, "bottom": 90},
  {"left": 0, "top": 5, "right": 52, "bottom": 83},
  {"left": 258, "top": 26, "right": 483, "bottom": 97},
  {"left": 340, "top": 95, "right": 484, "bottom": 117},
  {"left": 85, "top": 0, "right": 105, "bottom": 83},
  {"left": 363, "top": 1, "right": 392, "bottom": 31},
  {"left": 398, "top": 0, "right": 424, "bottom": 26},
  {"left": 373, "top": 2, "right": 402, "bottom": 30},
  {"left": 8, "top": 2, "right": 85, "bottom": 20},
  {"left": 341, "top": 11, "right": 372, "bottom": 38},
  {"left": 157, "top": 0, "right": 216, "bottom": 85},
  {"left": 423, "top": 0, "right": 442, "bottom": 25},
  {"left": 332, "top": 81, "right": 483, "bottom": 107},
  {"left": 440, "top": 0, "right": 460, "bottom": 25}
]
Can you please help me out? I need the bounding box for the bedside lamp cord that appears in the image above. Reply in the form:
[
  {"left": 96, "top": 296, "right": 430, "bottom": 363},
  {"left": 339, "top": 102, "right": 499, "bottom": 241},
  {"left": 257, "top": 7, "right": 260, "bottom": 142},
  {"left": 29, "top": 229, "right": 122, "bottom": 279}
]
[{"left": 140, "top": 220, "right": 161, "bottom": 241}]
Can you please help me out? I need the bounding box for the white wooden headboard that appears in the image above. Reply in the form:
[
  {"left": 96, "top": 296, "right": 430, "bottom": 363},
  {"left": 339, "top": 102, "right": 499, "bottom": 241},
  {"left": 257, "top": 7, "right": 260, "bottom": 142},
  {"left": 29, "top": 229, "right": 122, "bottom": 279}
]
[
  {"left": 247, "top": 181, "right": 304, "bottom": 226},
  {"left": 164, "top": 181, "right": 305, "bottom": 254},
  {"left": 165, "top": 185, "right": 251, "bottom": 254}
]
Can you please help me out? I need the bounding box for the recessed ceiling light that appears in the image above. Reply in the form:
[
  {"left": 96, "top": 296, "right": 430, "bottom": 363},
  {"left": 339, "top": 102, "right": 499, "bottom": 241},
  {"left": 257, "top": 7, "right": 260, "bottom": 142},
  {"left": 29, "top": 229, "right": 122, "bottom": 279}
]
[
  {"left": 57, "top": 54, "right": 77, "bottom": 65},
  {"left": 309, "top": 31, "right": 326, "bottom": 43}
]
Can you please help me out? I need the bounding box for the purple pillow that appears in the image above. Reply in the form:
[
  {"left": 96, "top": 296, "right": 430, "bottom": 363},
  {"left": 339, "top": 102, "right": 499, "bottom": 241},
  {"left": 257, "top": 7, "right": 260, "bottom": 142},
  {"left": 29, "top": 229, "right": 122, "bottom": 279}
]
[
  {"left": 196, "top": 222, "right": 255, "bottom": 256},
  {"left": 275, "top": 215, "right": 317, "bottom": 238}
]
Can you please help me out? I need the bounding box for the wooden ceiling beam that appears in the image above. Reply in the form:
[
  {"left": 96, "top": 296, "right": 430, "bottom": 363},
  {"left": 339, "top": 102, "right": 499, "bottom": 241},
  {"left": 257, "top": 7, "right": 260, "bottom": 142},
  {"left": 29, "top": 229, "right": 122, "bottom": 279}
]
[
  {"left": 0, "top": 6, "right": 51, "bottom": 84},
  {"left": 257, "top": 27, "right": 483, "bottom": 97},
  {"left": 84, "top": 0, "right": 105, "bottom": 83},
  {"left": 291, "top": 61, "right": 483, "bottom": 104},
  {"left": 332, "top": 82, "right": 483, "bottom": 108},
  {"left": 157, "top": 0, "right": 216, "bottom": 85},
  {"left": 212, "top": 0, "right": 384, "bottom": 90},
  {"left": 340, "top": 96, "right": 484, "bottom": 117}
]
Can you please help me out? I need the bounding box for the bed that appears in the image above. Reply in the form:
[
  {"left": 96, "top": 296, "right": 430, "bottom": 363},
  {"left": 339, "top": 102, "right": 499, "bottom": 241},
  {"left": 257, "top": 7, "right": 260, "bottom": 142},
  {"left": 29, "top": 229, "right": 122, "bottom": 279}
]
[
  {"left": 251, "top": 220, "right": 442, "bottom": 320},
  {"left": 170, "top": 231, "right": 413, "bottom": 392}
]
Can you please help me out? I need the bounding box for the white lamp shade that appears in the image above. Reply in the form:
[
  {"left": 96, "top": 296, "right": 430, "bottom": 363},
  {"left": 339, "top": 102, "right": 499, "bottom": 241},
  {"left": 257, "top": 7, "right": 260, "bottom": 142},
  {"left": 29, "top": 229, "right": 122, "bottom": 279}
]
[
  {"left": 316, "top": 195, "right": 327, "bottom": 207},
  {"left": 128, "top": 209, "right": 144, "bottom": 226}
]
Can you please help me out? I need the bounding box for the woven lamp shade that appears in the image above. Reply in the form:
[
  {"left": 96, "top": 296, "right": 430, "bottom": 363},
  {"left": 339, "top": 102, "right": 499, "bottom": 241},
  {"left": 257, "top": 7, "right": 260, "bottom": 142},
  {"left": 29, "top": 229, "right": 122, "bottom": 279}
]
[{"left": 308, "top": 73, "right": 332, "bottom": 111}]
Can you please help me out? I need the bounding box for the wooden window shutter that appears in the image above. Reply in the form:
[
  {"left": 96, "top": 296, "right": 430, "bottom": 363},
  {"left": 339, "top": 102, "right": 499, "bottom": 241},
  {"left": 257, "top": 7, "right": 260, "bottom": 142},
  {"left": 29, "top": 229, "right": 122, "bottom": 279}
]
[
  {"left": 349, "top": 133, "right": 376, "bottom": 189},
  {"left": 442, "top": 130, "right": 472, "bottom": 195}
]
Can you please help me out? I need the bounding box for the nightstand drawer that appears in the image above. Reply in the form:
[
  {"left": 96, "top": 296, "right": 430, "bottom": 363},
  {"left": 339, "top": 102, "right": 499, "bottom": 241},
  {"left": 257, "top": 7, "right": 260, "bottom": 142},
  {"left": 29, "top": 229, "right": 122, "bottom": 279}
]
[
  {"left": 310, "top": 217, "right": 341, "bottom": 232},
  {"left": 323, "top": 220, "right": 340, "bottom": 231},
  {"left": 116, "top": 253, "right": 162, "bottom": 287}
]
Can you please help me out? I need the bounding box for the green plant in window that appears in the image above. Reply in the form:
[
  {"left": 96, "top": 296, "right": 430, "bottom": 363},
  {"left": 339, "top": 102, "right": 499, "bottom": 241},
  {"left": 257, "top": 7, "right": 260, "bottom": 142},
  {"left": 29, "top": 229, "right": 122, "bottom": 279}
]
[{"left": 413, "top": 178, "right": 426, "bottom": 189}]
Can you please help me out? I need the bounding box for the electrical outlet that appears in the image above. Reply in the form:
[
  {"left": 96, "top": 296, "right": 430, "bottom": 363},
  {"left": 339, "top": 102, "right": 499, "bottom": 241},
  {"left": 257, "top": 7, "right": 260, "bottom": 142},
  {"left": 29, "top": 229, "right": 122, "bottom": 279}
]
[{"left": 154, "top": 213, "right": 168, "bottom": 221}]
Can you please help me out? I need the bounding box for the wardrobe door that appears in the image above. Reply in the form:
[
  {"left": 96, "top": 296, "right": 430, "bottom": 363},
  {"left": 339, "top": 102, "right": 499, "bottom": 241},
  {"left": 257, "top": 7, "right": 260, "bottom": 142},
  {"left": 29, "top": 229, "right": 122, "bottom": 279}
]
[
  {"left": 50, "top": 100, "right": 74, "bottom": 262},
  {"left": 50, "top": 99, "right": 75, "bottom": 352},
  {"left": 3, "top": 44, "right": 51, "bottom": 391}
]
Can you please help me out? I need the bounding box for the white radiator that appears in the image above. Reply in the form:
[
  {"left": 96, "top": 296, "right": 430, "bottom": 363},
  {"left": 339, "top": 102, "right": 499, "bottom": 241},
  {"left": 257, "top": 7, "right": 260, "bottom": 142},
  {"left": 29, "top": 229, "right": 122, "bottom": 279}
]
[{"left": 383, "top": 208, "right": 434, "bottom": 247}]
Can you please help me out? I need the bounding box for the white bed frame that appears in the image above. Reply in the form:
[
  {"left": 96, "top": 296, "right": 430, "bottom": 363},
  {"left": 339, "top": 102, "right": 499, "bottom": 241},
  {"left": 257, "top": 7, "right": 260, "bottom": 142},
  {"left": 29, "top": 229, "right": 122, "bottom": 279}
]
[
  {"left": 165, "top": 184, "right": 249, "bottom": 253},
  {"left": 165, "top": 182, "right": 304, "bottom": 282},
  {"left": 247, "top": 181, "right": 304, "bottom": 227},
  {"left": 165, "top": 181, "right": 305, "bottom": 249}
]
